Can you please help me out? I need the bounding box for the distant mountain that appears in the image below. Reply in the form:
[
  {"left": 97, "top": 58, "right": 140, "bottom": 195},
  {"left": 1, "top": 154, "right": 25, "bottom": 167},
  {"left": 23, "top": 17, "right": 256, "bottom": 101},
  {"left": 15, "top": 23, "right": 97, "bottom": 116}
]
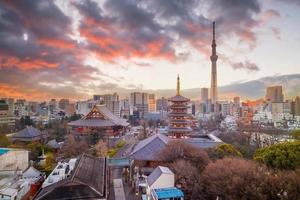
[{"left": 119, "top": 74, "right": 300, "bottom": 100}]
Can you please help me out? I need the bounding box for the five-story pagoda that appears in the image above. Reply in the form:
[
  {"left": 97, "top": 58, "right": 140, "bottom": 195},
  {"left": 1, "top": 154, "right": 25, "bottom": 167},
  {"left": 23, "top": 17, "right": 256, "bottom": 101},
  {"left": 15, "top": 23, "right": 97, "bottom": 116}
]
[{"left": 168, "top": 75, "right": 192, "bottom": 138}]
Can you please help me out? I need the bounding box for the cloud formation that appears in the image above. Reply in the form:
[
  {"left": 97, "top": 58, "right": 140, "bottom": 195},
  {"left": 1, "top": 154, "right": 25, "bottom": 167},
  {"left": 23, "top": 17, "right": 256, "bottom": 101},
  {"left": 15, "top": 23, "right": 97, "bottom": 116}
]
[{"left": 0, "top": 0, "right": 290, "bottom": 100}]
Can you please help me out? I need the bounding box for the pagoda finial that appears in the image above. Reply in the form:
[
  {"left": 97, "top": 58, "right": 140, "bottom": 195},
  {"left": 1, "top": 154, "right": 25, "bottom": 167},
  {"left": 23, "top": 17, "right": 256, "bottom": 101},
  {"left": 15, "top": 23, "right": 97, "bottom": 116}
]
[{"left": 176, "top": 74, "right": 180, "bottom": 95}]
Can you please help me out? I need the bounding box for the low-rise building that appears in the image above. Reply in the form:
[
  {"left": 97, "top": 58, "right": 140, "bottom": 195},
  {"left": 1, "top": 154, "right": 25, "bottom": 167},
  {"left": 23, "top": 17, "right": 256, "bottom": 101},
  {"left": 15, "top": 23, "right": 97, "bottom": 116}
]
[{"left": 35, "top": 154, "right": 108, "bottom": 200}]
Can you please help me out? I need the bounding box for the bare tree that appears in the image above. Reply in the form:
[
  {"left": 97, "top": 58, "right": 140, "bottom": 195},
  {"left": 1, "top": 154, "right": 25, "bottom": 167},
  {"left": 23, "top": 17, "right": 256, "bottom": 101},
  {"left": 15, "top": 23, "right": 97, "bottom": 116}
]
[
  {"left": 62, "top": 134, "right": 88, "bottom": 158},
  {"left": 94, "top": 139, "right": 108, "bottom": 157},
  {"left": 159, "top": 140, "right": 210, "bottom": 172}
]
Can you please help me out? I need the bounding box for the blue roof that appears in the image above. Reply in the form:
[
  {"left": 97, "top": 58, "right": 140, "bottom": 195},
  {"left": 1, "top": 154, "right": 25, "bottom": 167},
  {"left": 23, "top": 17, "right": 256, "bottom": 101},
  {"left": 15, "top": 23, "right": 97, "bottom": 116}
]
[{"left": 153, "top": 187, "right": 184, "bottom": 199}]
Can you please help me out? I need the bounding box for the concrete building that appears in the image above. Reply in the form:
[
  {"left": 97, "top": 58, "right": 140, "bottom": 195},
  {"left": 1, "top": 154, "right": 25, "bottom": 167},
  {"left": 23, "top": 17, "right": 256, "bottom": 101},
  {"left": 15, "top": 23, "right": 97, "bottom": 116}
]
[
  {"left": 92, "top": 93, "right": 120, "bottom": 117},
  {"left": 0, "top": 99, "right": 15, "bottom": 127},
  {"left": 266, "top": 86, "right": 284, "bottom": 102},
  {"left": 120, "top": 98, "right": 130, "bottom": 118},
  {"left": 295, "top": 96, "right": 300, "bottom": 116},
  {"left": 130, "top": 92, "right": 149, "bottom": 118},
  {"left": 0, "top": 148, "right": 29, "bottom": 171},
  {"left": 200, "top": 88, "right": 209, "bottom": 102},
  {"left": 58, "top": 99, "right": 70, "bottom": 110},
  {"left": 148, "top": 94, "right": 156, "bottom": 112},
  {"left": 156, "top": 97, "right": 168, "bottom": 112}
]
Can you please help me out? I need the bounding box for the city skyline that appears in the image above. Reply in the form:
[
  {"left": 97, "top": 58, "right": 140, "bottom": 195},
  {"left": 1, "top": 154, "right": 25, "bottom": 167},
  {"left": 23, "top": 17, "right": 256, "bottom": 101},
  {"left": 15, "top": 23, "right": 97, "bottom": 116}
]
[{"left": 0, "top": 0, "right": 300, "bottom": 101}]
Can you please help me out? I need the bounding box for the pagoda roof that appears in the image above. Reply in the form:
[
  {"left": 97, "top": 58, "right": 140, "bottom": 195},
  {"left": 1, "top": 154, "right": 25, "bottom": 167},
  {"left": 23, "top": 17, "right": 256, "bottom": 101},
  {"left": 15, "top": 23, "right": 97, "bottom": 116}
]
[
  {"left": 68, "top": 105, "right": 129, "bottom": 127},
  {"left": 168, "top": 95, "right": 190, "bottom": 102},
  {"left": 168, "top": 113, "right": 192, "bottom": 117}
]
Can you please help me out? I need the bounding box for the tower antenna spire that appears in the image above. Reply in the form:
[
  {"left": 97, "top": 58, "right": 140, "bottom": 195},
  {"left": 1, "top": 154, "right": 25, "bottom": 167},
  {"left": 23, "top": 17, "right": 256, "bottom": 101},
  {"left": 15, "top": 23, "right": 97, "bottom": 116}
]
[
  {"left": 213, "top": 21, "right": 216, "bottom": 41},
  {"left": 176, "top": 74, "right": 180, "bottom": 96}
]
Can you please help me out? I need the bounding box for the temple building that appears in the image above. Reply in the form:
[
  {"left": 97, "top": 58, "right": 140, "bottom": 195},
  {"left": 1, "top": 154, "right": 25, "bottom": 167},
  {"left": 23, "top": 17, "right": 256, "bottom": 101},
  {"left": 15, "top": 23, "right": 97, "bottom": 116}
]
[
  {"left": 68, "top": 104, "right": 129, "bottom": 139},
  {"left": 168, "top": 75, "right": 192, "bottom": 138}
]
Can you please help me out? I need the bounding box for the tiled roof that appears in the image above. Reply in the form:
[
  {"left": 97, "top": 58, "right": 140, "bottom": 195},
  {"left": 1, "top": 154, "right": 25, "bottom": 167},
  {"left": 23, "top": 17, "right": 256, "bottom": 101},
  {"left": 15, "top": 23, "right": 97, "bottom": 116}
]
[
  {"left": 12, "top": 126, "right": 47, "bottom": 141},
  {"left": 34, "top": 154, "right": 107, "bottom": 200},
  {"left": 147, "top": 166, "right": 174, "bottom": 187},
  {"left": 168, "top": 95, "right": 190, "bottom": 102},
  {"left": 69, "top": 105, "right": 129, "bottom": 127},
  {"left": 129, "top": 134, "right": 169, "bottom": 161},
  {"left": 129, "top": 134, "right": 223, "bottom": 161}
]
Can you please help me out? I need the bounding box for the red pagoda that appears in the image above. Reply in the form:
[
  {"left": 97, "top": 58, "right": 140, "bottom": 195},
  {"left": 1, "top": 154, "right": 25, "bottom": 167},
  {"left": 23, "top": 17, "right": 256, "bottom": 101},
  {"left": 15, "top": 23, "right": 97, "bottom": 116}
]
[{"left": 168, "top": 75, "right": 192, "bottom": 138}]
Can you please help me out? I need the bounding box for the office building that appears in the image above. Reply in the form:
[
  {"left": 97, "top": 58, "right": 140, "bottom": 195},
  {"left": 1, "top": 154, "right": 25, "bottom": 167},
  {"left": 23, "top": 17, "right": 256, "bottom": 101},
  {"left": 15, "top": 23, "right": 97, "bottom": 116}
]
[
  {"left": 130, "top": 92, "right": 148, "bottom": 118},
  {"left": 265, "top": 86, "right": 284, "bottom": 102},
  {"left": 295, "top": 96, "right": 300, "bottom": 116},
  {"left": 58, "top": 99, "right": 70, "bottom": 110},
  {"left": 92, "top": 93, "right": 120, "bottom": 117},
  {"left": 0, "top": 99, "right": 15, "bottom": 127},
  {"left": 200, "top": 88, "right": 209, "bottom": 103},
  {"left": 148, "top": 94, "right": 156, "bottom": 112},
  {"left": 156, "top": 97, "right": 168, "bottom": 112}
]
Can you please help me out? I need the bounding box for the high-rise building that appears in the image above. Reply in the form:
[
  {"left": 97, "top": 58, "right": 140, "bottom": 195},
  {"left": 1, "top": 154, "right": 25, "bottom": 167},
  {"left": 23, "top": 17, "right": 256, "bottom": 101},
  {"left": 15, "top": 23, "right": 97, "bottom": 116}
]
[
  {"left": 210, "top": 21, "right": 218, "bottom": 110},
  {"left": 0, "top": 99, "right": 15, "bottom": 127},
  {"left": 120, "top": 98, "right": 130, "bottom": 118},
  {"left": 200, "top": 88, "right": 209, "bottom": 103},
  {"left": 265, "top": 86, "right": 284, "bottom": 102},
  {"left": 130, "top": 92, "right": 148, "bottom": 118},
  {"left": 49, "top": 99, "right": 57, "bottom": 114},
  {"left": 295, "top": 96, "right": 300, "bottom": 116},
  {"left": 148, "top": 94, "right": 156, "bottom": 112},
  {"left": 156, "top": 97, "right": 168, "bottom": 111},
  {"left": 233, "top": 97, "right": 240, "bottom": 105},
  {"left": 97, "top": 93, "right": 120, "bottom": 117},
  {"left": 59, "top": 99, "right": 70, "bottom": 110}
]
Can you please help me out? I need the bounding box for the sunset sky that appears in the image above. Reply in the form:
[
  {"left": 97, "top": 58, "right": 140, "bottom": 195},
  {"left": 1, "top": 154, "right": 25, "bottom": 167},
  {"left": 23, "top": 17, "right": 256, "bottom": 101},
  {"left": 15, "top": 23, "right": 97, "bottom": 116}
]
[{"left": 0, "top": 0, "right": 299, "bottom": 100}]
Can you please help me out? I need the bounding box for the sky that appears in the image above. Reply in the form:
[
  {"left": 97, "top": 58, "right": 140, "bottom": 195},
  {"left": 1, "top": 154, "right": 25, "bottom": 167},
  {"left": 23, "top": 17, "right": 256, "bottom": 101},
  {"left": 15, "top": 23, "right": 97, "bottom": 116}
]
[{"left": 0, "top": 0, "right": 299, "bottom": 101}]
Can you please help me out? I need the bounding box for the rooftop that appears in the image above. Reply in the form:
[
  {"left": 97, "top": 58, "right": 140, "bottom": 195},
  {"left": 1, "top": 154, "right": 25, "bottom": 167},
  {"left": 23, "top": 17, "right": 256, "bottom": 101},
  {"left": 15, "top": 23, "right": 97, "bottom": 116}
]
[
  {"left": 152, "top": 187, "right": 184, "bottom": 199},
  {"left": 11, "top": 126, "right": 47, "bottom": 141},
  {"left": 68, "top": 104, "right": 129, "bottom": 127},
  {"left": 35, "top": 154, "right": 107, "bottom": 200},
  {"left": 147, "top": 166, "right": 174, "bottom": 187},
  {"left": 129, "top": 134, "right": 170, "bottom": 161}
]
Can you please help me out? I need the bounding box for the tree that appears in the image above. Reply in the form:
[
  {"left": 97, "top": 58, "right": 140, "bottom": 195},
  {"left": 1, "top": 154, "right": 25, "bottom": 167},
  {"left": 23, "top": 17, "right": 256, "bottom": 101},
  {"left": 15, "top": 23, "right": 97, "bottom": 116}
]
[
  {"left": 218, "top": 132, "right": 258, "bottom": 158},
  {"left": 291, "top": 129, "right": 300, "bottom": 140},
  {"left": 195, "top": 157, "right": 300, "bottom": 200},
  {"left": 94, "top": 139, "right": 108, "bottom": 157},
  {"left": 0, "top": 135, "right": 11, "bottom": 147},
  {"left": 0, "top": 124, "right": 9, "bottom": 134},
  {"left": 159, "top": 140, "right": 210, "bottom": 172},
  {"left": 253, "top": 141, "right": 300, "bottom": 170},
  {"left": 170, "top": 159, "right": 199, "bottom": 198},
  {"left": 196, "top": 158, "right": 268, "bottom": 200},
  {"left": 62, "top": 135, "right": 88, "bottom": 158},
  {"left": 208, "top": 144, "right": 242, "bottom": 159}
]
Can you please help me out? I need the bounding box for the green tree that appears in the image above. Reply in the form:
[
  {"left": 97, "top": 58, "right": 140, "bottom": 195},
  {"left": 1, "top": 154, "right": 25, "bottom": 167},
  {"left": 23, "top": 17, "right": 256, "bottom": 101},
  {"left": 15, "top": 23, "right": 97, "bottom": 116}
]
[
  {"left": 208, "top": 144, "right": 242, "bottom": 159},
  {"left": 291, "top": 129, "right": 300, "bottom": 140},
  {"left": 0, "top": 135, "right": 11, "bottom": 147},
  {"left": 254, "top": 141, "right": 300, "bottom": 170}
]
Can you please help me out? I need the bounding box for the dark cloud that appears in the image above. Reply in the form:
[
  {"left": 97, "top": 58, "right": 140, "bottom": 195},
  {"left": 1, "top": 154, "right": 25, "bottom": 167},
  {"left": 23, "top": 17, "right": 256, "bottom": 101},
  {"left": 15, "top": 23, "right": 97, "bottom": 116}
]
[
  {"left": 231, "top": 61, "right": 260, "bottom": 71},
  {"left": 0, "top": 0, "right": 282, "bottom": 99}
]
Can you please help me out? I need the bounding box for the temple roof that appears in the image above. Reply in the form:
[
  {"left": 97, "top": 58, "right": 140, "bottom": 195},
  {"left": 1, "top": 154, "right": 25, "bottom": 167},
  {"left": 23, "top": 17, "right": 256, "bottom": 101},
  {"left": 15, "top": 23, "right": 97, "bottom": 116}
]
[
  {"left": 168, "top": 95, "right": 190, "bottom": 102},
  {"left": 68, "top": 105, "right": 129, "bottom": 127},
  {"left": 129, "top": 134, "right": 170, "bottom": 161},
  {"left": 34, "top": 154, "right": 107, "bottom": 200},
  {"left": 11, "top": 126, "right": 47, "bottom": 141}
]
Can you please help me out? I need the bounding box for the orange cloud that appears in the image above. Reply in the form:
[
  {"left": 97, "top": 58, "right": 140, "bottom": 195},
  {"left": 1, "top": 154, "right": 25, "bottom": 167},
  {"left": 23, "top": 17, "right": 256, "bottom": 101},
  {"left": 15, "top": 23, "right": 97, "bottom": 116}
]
[
  {"left": 37, "top": 38, "right": 76, "bottom": 49},
  {"left": 80, "top": 25, "right": 175, "bottom": 62},
  {"left": 0, "top": 55, "right": 59, "bottom": 70}
]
